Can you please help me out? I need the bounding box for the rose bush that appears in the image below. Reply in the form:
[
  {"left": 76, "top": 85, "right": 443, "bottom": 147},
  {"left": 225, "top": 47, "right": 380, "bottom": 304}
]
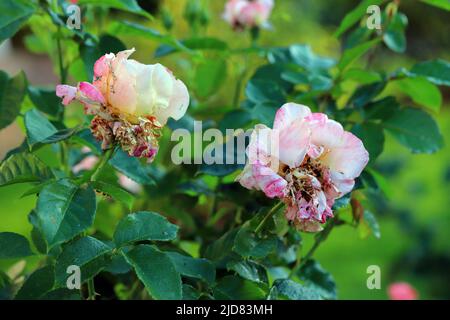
[{"left": 0, "top": 0, "right": 448, "bottom": 300}]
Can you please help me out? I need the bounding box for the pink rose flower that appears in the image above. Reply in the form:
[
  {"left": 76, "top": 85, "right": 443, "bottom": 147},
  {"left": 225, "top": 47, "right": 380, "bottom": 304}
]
[
  {"left": 223, "top": 0, "right": 274, "bottom": 30},
  {"left": 388, "top": 282, "right": 418, "bottom": 300},
  {"left": 56, "top": 49, "right": 189, "bottom": 161},
  {"left": 236, "top": 103, "right": 369, "bottom": 232}
]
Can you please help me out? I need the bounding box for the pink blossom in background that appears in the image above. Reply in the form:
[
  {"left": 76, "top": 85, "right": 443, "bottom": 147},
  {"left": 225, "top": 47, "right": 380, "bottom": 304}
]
[
  {"left": 223, "top": 0, "right": 274, "bottom": 30},
  {"left": 118, "top": 174, "right": 142, "bottom": 194},
  {"left": 237, "top": 103, "right": 369, "bottom": 232},
  {"left": 388, "top": 282, "right": 419, "bottom": 300},
  {"left": 56, "top": 49, "right": 189, "bottom": 161},
  {"left": 72, "top": 155, "right": 98, "bottom": 174}
]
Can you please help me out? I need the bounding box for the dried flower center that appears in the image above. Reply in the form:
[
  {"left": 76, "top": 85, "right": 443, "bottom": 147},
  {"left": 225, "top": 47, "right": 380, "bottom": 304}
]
[{"left": 279, "top": 156, "right": 330, "bottom": 219}]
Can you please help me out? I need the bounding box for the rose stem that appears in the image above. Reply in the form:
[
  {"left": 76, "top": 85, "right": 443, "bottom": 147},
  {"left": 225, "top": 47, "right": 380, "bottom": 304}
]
[{"left": 254, "top": 201, "right": 284, "bottom": 234}]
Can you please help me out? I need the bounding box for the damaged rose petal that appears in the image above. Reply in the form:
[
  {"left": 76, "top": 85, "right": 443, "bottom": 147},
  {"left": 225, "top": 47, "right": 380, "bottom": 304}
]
[
  {"left": 236, "top": 103, "right": 369, "bottom": 232},
  {"left": 56, "top": 48, "right": 190, "bottom": 161}
]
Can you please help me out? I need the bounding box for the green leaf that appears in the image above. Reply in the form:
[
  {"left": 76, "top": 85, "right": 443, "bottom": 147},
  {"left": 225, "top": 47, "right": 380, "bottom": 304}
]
[
  {"left": 36, "top": 179, "right": 97, "bottom": 248},
  {"left": 298, "top": 260, "right": 337, "bottom": 300},
  {"left": 198, "top": 135, "right": 246, "bottom": 177},
  {"left": 104, "top": 254, "right": 132, "bottom": 274},
  {"left": 109, "top": 149, "right": 155, "bottom": 185},
  {"left": 227, "top": 260, "right": 268, "bottom": 284},
  {"left": 182, "top": 284, "right": 200, "bottom": 300},
  {"left": 289, "top": 45, "right": 335, "bottom": 73},
  {"left": 421, "top": 0, "right": 450, "bottom": 11},
  {"left": 40, "top": 128, "right": 78, "bottom": 145},
  {"left": 214, "top": 275, "right": 268, "bottom": 300},
  {"left": 0, "top": 232, "right": 33, "bottom": 259},
  {"left": 363, "top": 96, "right": 400, "bottom": 120},
  {"left": 123, "top": 245, "right": 182, "bottom": 300},
  {"left": 338, "top": 39, "right": 380, "bottom": 71},
  {"left": 383, "top": 107, "right": 444, "bottom": 153},
  {"left": 55, "top": 236, "right": 112, "bottom": 287},
  {"left": 113, "top": 211, "right": 179, "bottom": 247},
  {"left": 24, "top": 109, "right": 58, "bottom": 146},
  {"left": 15, "top": 266, "right": 54, "bottom": 300},
  {"left": 233, "top": 226, "right": 277, "bottom": 259},
  {"left": 281, "top": 71, "right": 309, "bottom": 84},
  {"left": 204, "top": 228, "right": 239, "bottom": 263},
  {"left": 194, "top": 58, "right": 227, "bottom": 98},
  {"left": 334, "top": 0, "right": 385, "bottom": 37},
  {"left": 383, "top": 13, "right": 408, "bottom": 53},
  {"left": 341, "top": 68, "right": 382, "bottom": 84},
  {"left": 358, "top": 210, "right": 381, "bottom": 239},
  {"left": 218, "top": 110, "right": 252, "bottom": 133},
  {"left": 351, "top": 123, "right": 385, "bottom": 163},
  {"left": 0, "top": 153, "right": 53, "bottom": 187},
  {"left": 270, "top": 279, "right": 322, "bottom": 300},
  {"left": 166, "top": 251, "right": 215, "bottom": 284},
  {"left": 91, "top": 181, "right": 135, "bottom": 210},
  {"left": 109, "top": 21, "right": 188, "bottom": 53},
  {"left": 393, "top": 77, "right": 441, "bottom": 112},
  {"left": 72, "top": 128, "right": 101, "bottom": 154},
  {"left": 28, "top": 210, "right": 47, "bottom": 254},
  {"left": 155, "top": 37, "right": 228, "bottom": 57},
  {"left": 78, "top": 0, "right": 151, "bottom": 19},
  {"left": 28, "top": 86, "right": 62, "bottom": 117},
  {"left": 0, "top": 71, "right": 27, "bottom": 129},
  {"left": 246, "top": 79, "right": 285, "bottom": 104},
  {"left": 408, "top": 59, "right": 450, "bottom": 86},
  {"left": 350, "top": 81, "right": 386, "bottom": 108},
  {"left": 251, "top": 102, "right": 278, "bottom": 127},
  {"left": 0, "top": 271, "right": 12, "bottom": 299},
  {"left": 0, "top": 0, "right": 35, "bottom": 44}
]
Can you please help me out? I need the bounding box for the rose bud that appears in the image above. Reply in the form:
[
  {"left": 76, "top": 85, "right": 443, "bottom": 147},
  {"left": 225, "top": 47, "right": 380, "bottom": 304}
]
[{"left": 223, "top": 0, "right": 274, "bottom": 31}]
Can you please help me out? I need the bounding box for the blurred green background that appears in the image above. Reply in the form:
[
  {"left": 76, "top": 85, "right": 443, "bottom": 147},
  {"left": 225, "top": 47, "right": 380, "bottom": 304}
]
[{"left": 0, "top": 0, "right": 449, "bottom": 299}]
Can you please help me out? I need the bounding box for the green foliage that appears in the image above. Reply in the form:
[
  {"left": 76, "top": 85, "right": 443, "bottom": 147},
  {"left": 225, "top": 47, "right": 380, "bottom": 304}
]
[
  {"left": 166, "top": 251, "right": 216, "bottom": 284},
  {"left": 0, "top": 0, "right": 35, "bottom": 44},
  {"left": 91, "top": 181, "right": 135, "bottom": 210},
  {"left": 383, "top": 107, "right": 444, "bottom": 153},
  {"left": 113, "top": 211, "right": 179, "bottom": 247},
  {"left": 0, "top": 153, "right": 53, "bottom": 187},
  {"left": 383, "top": 13, "right": 408, "bottom": 53},
  {"left": 214, "top": 275, "right": 268, "bottom": 300},
  {"left": 0, "top": 0, "right": 447, "bottom": 301},
  {"left": 334, "top": 0, "right": 385, "bottom": 37},
  {"left": 55, "top": 237, "right": 112, "bottom": 287},
  {"left": 78, "top": 0, "right": 152, "bottom": 19},
  {"left": 15, "top": 266, "right": 55, "bottom": 300},
  {"left": 109, "top": 150, "right": 155, "bottom": 185},
  {"left": 298, "top": 260, "right": 337, "bottom": 300},
  {"left": 124, "top": 245, "right": 182, "bottom": 300},
  {"left": 0, "top": 232, "right": 33, "bottom": 259},
  {"left": 269, "top": 279, "right": 322, "bottom": 300},
  {"left": 194, "top": 58, "right": 227, "bottom": 98},
  {"left": 0, "top": 71, "right": 27, "bottom": 130},
  {"left": 28, "top": 87, "right": 62, "bottom": 118},
  {"left": 393, "top": 77, "right": 442, "bottom": 112},
  {"left": 407, "top": 59, "right": 450, "bottom": 86},
  {"left": 36, "top": 179, "right": 97, "bottom": 248},
  {"left": 24, "top": 109, "right": 58, "bottom": 146}
]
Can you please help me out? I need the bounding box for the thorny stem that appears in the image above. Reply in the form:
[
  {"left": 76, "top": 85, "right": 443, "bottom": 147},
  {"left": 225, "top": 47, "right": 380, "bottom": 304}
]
[
  {"left": 87, "top": 278, "right": 96, "bottom": 300},
  {"left": 255, "top": 201, "right": 284, "bottom": 234},
  {"left": 90, "top": 147, "right": 116, "bottom": 182},
  {"left": 288, "top": 217, "right": 337, "bottom": 278}
]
